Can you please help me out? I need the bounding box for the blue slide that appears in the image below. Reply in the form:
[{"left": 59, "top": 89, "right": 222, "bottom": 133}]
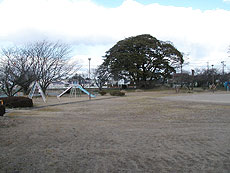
[{"left": 78, "top": 85, "right": 96, "bottom": 98}]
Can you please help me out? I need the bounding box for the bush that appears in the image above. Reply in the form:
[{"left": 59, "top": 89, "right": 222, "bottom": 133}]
[
  {"left": 110, "top": 91, "right": 125, "bottom": 96},
  {"left": 98, "top": 91, "right": 107, "bottom": 96},
  {"left": 1, "top": 97, "right": 33, "bottom": 108},
  {"left": 0, "top": 105, "right": 5, "bottom": 116}
]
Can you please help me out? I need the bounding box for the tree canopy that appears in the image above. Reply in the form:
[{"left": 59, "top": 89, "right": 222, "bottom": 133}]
[{"left": 102, "top": 34, "right": 183, "bottom": 88}]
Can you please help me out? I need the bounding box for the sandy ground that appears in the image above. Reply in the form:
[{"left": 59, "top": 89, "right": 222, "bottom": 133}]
[{"left": 1, "top": 91, "right": 230, "bottom": 173}]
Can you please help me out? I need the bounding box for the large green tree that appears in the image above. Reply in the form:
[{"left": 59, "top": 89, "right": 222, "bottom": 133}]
[{"left": 102, "top": 34, "right": 183, "bottom": 88}]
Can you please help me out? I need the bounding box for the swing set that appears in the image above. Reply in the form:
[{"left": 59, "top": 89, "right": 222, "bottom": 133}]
[{"left": 28, "top": 81, "right": 95, "bottom": 103}]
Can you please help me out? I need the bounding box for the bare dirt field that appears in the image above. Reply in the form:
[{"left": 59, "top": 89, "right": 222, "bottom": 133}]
[{"left": 1, "top": 91, "right": 230, "bottom": 173}]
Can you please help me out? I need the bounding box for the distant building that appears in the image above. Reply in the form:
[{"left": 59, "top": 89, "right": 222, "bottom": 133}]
[{"left": 48, "top": 81, "right": 70, "bottom": 89}]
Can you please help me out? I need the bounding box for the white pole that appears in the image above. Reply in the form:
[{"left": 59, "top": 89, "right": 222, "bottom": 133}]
[{"left": 88, "top": 58, "right": 91, "bottom": 100}]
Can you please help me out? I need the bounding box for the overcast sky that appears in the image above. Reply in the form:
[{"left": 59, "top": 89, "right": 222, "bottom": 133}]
[{"left": 0, "top": 0, "right": 230, "bottom": 73}]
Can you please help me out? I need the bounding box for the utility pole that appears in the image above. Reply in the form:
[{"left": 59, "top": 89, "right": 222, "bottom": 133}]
[
  {"left": 206, "top": 62, "right": 210, "bottom": 88},
  {"left": 221, "top": 61, "right": 226, "bottom": 75},
  {"left": 88, "top": 58, "right": 91, "bottom": 79},
  {"left": 191, "top": 69, "right": 194, "bottom": 90},
  {"left": 207, "top": 62, "right": 209, "bottom": 71},
  {"left": 180, "top": 61, "right": 183, "bottom": 88}
]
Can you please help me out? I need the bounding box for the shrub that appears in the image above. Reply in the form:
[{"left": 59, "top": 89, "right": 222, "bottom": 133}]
[
  {"left": 1, "top": 97, "right": 33, "bottom": 108},
  {"left": 98, "top": 91, "right": 107, "bottom": 96},
  {"left": 110, "top": 91, "right": 125, "bottom": 96},
  {"left": 0, "top": 105, "right": 5, "bottom": 116}
]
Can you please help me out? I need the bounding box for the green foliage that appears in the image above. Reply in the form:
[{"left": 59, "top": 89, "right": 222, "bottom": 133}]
[
  {"left": 98, "top": 91, "right": 107, "bottom": 96},
  {"left": 1, "top": 97, "right": 33, "bottom": 108},
  {"left": 110, "top": 91, "right": 125, "bottom": 96},
  {"left": 103, "top": 34, "right": 183, "bottom": 88}
]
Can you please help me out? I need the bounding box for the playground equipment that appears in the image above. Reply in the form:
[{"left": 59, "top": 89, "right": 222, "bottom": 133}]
[
  {"left": 28, "top": 81, "right": 46, "bottom": 103},
  {"left": 57, "top": 84, "right": 95, "bottom": 100}
]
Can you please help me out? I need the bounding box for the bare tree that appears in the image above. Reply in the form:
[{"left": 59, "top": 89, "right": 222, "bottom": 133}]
[
  {"left": 0, "top": 59, "right": 20, "bottom": 96},
  {"left": 93, "top": 64, "right": 110, "bottom": 90},
  {"left": 2, "top": 47, "right": 37, "bottom": 94},
  {"left": 29, "top": 40, "right": 79, "bottom": 93},
  {"left": 71, "top": 73, "right": 86, "bottom": 86},
  {"left": 194, "top": 67, "right": 218, "bottom": 89},
  {"left": 175, "top": 52, "right": 189, "bottom": 88},
  {"left": 0, "top": 46, "right": 37, "bottom": 95},
  {"left": 0, "top": 40, "right": 80, "bottom": 95}
]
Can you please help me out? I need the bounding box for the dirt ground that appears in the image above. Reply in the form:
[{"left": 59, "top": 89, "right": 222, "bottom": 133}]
[{"left": 1, "top": 91, "right": 230, "bottom": 173}]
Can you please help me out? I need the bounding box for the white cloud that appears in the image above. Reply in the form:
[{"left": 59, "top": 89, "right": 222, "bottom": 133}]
[{"left": 0, "top": 0, "right": 230, "bottom": 71}]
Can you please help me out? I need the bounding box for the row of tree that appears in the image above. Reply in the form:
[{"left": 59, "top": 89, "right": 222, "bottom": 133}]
[
  {"left": 0, "top": 40, "right": 79, "bottom": 96},
  {"left": 2, "top": 34, "right": 228, "bottom": 96},
  {"left": 176, "top": 68, "right": 230, "bottom": 89},
  {"left": 93, "top": 34, "right": 230, "bottom": 90}
]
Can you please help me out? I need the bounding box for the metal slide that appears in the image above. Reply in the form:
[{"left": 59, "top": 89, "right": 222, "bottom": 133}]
[
  {"left": 57, "top": 86, "right": 72, "bottom": 99},
  {"left": 57, "top": 85, "right": 95, "bottom": 99},
  {"left": 77, "top": 85, "right": 96, "bottom": 98}
]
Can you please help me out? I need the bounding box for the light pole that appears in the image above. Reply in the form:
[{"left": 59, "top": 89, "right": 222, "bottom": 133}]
[
  {"left": 191, "top": 69, "right": 194, "bottom": 90},
  {"left": 221, "top": 61, "right": 225, "bottom": 75},
  {"left": 88, "top": 58, "right": 91, "bottom": 100},
  {"left": 212, "top": 64, "right": 214, "bottom": 84}
]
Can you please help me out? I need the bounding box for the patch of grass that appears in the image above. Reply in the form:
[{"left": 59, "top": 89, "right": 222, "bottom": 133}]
[
  {"left": 36, "top": 107, "right": 62, "bottom": 112},
  {"left": 7, "top": 111, "right": 37, "bottom": 116}
]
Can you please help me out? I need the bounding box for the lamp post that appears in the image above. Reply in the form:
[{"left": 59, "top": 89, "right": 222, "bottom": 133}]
[
  {"left": 88, "top": 58, "right": 91, "bottom": 100},
  {"left": 191, "top": 69, "right": 194, "bottom": 90},
  {"left": 211, "top": 64, "right": 214, "bottom": 84}
]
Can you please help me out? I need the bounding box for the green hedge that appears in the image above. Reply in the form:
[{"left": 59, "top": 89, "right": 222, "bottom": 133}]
[
  {"left": 98, "top": 91, "right": 107, "bottom": 96},
  {"left": 1, "top": 97, "right": 33, "bottom": 108},
  {"left": 110, "top": 91, "right": 125, "bottom": 96}
]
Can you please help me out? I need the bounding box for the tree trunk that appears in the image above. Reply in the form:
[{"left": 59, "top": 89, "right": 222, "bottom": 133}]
[{"left": 22, "top": 86, "right": 30, "bottom": 95}]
